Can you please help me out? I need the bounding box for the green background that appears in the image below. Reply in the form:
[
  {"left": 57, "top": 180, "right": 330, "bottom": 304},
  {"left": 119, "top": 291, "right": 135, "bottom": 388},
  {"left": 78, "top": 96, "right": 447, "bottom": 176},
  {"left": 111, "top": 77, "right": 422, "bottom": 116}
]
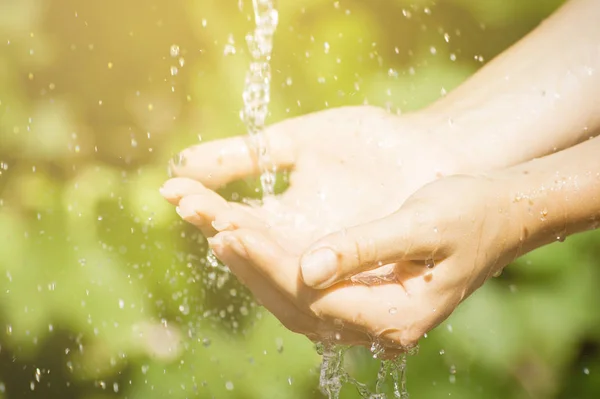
[{"left": 1, "top": 0, "right": 599, "bottom": 397}]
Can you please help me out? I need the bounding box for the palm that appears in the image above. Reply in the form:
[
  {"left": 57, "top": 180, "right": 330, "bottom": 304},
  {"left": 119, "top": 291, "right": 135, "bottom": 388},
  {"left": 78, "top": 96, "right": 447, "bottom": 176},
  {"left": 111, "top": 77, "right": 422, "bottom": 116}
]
[{"left": 236, "top": 107, "right": 446, "bottom": 255}]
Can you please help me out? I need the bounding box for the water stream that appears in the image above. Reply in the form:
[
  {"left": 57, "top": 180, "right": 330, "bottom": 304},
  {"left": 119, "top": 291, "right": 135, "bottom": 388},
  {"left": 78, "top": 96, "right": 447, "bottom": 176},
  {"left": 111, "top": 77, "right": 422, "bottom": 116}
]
[
  {"left": 240, "top": 1, "right": 412, "bottom": 397},
  {"left": 317, "top": 342, "right": 414, "bottom": 399},
  {"left": 241, "top": 0, "right": 279, "bottom": 197}
]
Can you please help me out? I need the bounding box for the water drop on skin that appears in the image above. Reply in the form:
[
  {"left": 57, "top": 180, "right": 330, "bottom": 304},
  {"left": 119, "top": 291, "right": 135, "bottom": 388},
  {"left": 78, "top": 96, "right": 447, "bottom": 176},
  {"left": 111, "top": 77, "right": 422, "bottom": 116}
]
[
  {"left": 389, "top": 307, "right": 398, "bottom": 315},
  {"left": 171, "top": 153, "right": 186, "bottom": 167}
]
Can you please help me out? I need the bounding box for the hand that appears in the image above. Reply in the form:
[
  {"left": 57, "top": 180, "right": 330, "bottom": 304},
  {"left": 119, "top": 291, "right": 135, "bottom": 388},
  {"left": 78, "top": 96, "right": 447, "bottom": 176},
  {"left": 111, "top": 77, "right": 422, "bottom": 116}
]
[
  {"left": 164, "top": 105, "right": 457, "bottom": 263},
  {"left": 161, "top": 105, "right": 467, "bottom": 349},
  {"left": 171, "top": 173, "right": 515, "bottom": 351}
]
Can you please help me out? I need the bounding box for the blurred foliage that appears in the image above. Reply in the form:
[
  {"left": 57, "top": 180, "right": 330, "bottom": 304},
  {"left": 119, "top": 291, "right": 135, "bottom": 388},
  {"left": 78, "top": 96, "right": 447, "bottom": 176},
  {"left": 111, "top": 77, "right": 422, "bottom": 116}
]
[{"left": 1, "top": 0, "right": 599, "bottom": 398}]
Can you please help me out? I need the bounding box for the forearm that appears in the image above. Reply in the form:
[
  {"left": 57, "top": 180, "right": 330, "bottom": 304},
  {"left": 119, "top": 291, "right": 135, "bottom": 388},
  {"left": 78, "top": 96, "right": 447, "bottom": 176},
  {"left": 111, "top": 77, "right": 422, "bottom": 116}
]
[
  {"left": 428, "top": 0, "right": 600, "bottom": 173},
  {"left": 497, "top": 135, "right": 600, "bottom": 261}
]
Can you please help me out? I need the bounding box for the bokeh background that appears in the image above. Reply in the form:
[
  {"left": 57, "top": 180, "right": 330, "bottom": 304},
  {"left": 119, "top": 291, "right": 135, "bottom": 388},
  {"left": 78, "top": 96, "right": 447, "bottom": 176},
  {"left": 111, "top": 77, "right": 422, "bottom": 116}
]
[{"left": 1, "top": 0, "right": 600, "bottom": 398}]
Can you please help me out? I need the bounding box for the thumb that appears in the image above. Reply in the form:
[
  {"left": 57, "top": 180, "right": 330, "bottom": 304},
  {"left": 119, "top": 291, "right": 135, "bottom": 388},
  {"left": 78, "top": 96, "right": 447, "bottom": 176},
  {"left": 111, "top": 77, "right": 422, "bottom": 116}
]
[{"left": 300, "top": 210, "right": 436, "bottom": 289}]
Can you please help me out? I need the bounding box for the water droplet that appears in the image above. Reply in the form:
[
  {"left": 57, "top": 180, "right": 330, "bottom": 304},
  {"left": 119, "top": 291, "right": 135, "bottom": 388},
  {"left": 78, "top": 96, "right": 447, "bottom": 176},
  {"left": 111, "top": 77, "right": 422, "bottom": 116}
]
[
  {"left": 425, "top": 258, "right": 435, "bottom": 269},
  {"left": 225, "top": 381, "right": 234, "bottom": 390},
  {"left": 224, "top": 44, "right": 237, "bottom": 56},
  {"left": 583, "top": 367, "right": 590, "bottom": 375},
  {"left": 171, "top": 153, "right": 187, "bottom": 167},
  {"left": 170, "top": 44, "right": 180, "bottom": 57},
  {"left": 170, "top": 66, "right": 178, "bottom": 76},
  {"left": 389, "top": 307, "right": 398, "bottom": 315},
  {"left": 370, "top": 340, "right": 386, "bottom": 359},
  {"left": 118, "top": 299, "right": 124, "bottom": 309}
]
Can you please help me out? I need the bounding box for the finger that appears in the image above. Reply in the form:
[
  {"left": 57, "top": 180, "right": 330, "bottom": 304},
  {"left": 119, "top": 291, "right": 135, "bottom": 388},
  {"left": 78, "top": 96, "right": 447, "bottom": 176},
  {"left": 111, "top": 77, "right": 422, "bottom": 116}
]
[
  {"left": 209, "top": 232, "right": 370, "bottom": 345},
  {"left": 170, "top": 123, "right": 301, "bottom": 189},
  {"left": 160, "top": 177, "right": 216, "bottom": 205},
  {"left": 216, "top": 229, "right": 303, "bottom": 297},
  {"left": 212, "top": 207, "right": 266, "bottom": 232},
  {"left": 209, "top": 233, "right": 319, "bottom": 336},
  {"left": 177, "top": 192, "right": 231, "bottom": 236},
  {"left": 299, "top": 209, "right": 447, "bottom": 289}
]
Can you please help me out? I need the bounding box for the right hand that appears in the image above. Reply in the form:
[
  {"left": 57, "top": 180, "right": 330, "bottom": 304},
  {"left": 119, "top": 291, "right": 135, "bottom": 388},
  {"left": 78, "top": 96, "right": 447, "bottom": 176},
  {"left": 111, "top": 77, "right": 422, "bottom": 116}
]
[{"left": 204, "top": 173, "right": 517, "bottom": 350}]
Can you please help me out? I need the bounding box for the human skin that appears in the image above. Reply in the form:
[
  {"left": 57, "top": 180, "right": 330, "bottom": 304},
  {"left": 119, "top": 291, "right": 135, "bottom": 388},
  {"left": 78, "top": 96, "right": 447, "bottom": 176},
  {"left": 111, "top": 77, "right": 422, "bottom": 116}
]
[{"left": 161, "top": 0, "right": 600, "bottom": 350}]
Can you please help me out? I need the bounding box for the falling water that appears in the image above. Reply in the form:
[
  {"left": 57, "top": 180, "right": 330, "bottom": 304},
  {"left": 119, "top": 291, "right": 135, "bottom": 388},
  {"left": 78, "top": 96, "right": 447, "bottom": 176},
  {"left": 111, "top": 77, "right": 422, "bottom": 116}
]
[
  {"left": 240, "top": 1, "right": 414, "bottom": 397},
  {"left": 316, "top": 342, "right": 415, "bottom": 399},
  {"left": 241, "top": 0, "right": 279, "bottom": 197}
]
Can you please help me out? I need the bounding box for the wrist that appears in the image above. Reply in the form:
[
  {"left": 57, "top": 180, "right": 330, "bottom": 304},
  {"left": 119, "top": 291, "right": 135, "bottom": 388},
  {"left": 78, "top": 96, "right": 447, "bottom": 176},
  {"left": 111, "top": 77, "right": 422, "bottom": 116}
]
[
  {"left": 419, "top": 100, "right": 542, "bottom": 175},
  {"left": 489, "top": 141, "right": 600, "bottom": 262}
]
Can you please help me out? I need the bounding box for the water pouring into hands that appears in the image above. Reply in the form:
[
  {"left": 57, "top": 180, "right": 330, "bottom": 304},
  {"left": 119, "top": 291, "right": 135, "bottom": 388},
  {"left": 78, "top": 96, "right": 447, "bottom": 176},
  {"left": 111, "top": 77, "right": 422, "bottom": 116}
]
[{"left": 161, "top": 0, "right": 600, "bottom": 355}]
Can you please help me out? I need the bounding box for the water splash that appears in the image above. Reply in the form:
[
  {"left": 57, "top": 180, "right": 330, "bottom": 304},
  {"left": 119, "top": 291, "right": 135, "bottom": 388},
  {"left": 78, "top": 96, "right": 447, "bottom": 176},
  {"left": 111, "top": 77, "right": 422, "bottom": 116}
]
[
  {"left": 241, "top": 0, "right": 279, "bottom": 196},
  {"left": 316, "top": 342, "right": 416, "bottom": 399}
]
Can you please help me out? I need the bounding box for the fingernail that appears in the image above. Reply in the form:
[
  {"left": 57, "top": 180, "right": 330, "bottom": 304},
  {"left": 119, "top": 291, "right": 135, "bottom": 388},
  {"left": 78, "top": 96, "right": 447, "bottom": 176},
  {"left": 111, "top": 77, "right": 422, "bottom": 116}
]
[
  {"left": 300, "top": 248, "right": 339, "bottom": 289},
  {"left": 159, "top": 185, "right": 175, "bottom": 198},
  {"left": 212, "top": 219, "right": 233, "bottom": 231},
  {"left": 207, "top": 236, "right": 222, "bottom": 249},
  {"left": 222, "top": 234, "right": 248, "bottom": 258},
  {"left": 176, "top": 206, "right": 201, "bottom": 222}
]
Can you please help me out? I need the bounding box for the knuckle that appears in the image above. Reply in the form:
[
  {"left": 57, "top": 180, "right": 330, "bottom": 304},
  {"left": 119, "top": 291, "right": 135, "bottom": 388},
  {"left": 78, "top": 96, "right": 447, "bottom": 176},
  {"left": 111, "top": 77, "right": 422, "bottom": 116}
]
[{"left": 351, "top": 233, "right": 378, "bottom": 268}]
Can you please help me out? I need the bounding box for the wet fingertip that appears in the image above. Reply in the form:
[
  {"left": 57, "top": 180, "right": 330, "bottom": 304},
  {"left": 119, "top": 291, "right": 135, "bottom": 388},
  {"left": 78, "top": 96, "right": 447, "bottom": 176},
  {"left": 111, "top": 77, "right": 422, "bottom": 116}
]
[
  {"left": 175, "top": 206, "right": 187, "bottom": 218},
  {"left": 211, "top": 219, "right": 233, "bottom": 232},
  {"left": 159, "top": 184, "right": 177, "bottom": 200},
  {"left": 207, "top": 235, "right": 223, "bottom": 250}
]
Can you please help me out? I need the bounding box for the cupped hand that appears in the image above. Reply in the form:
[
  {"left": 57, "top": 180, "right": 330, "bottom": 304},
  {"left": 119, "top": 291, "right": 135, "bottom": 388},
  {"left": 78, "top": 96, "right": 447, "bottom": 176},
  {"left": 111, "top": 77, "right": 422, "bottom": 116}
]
[
  {"left": 165, "top": 106, "right": 455, "bottom": 254},
  {"left": 161, "top": 105, "right": 482, "bottom": 349}
]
